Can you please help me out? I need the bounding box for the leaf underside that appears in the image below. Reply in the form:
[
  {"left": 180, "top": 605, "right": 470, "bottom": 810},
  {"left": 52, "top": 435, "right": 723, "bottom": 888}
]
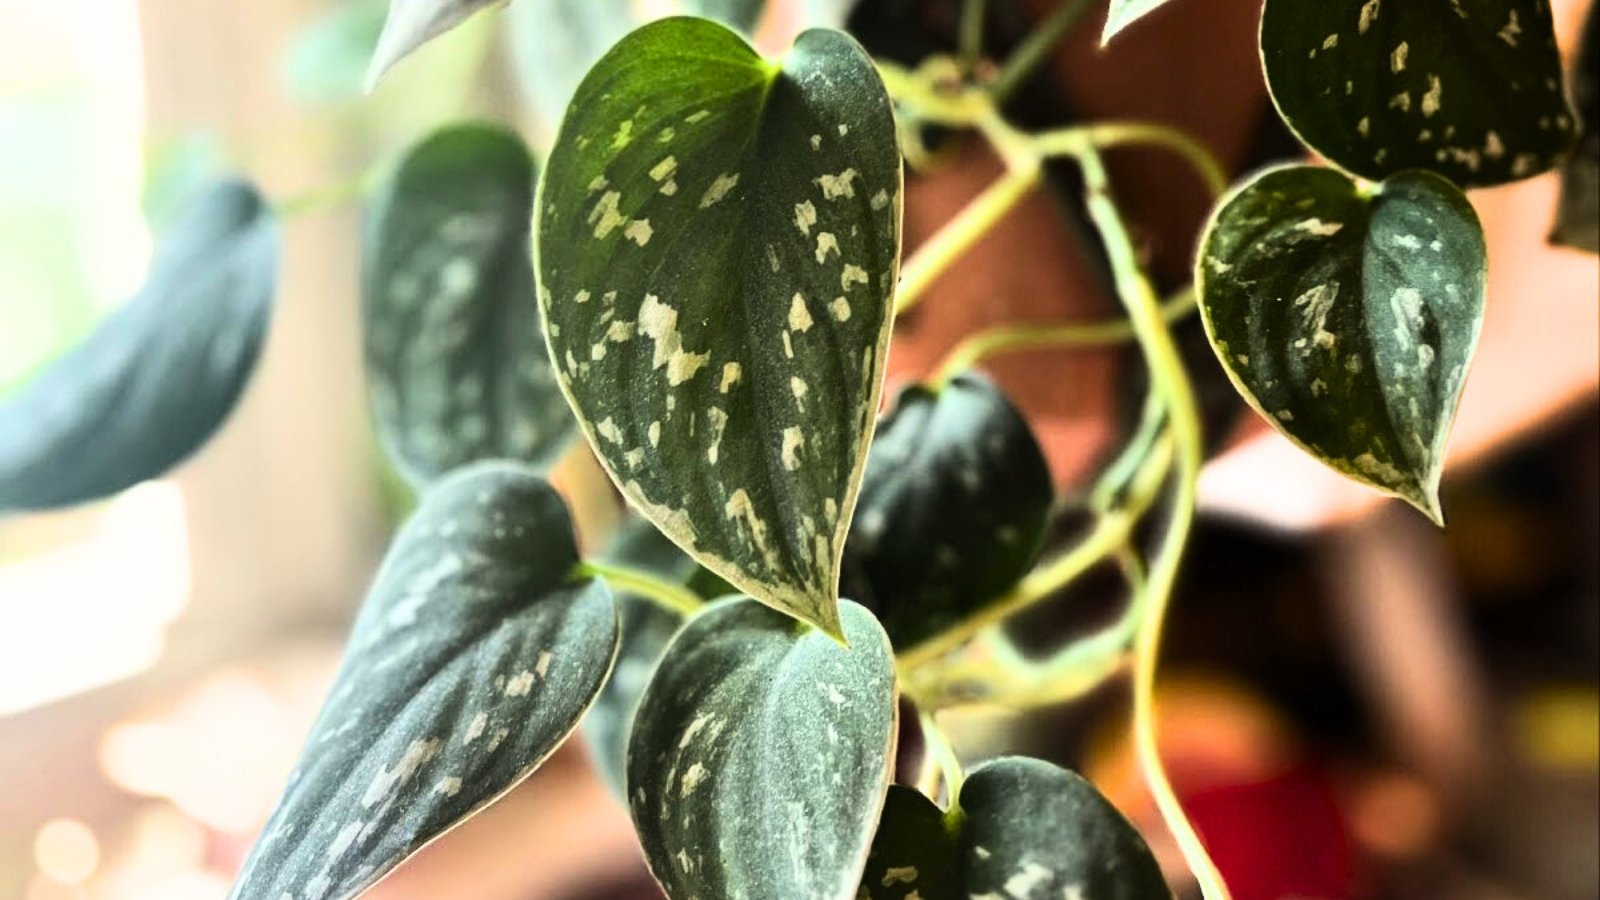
[
  {"left": 1197, "top": 165, "right": 1487, "bottom": 523},
  {"left": 363, "top": 123, "right": 573, "bottom": 487},
  {"left": 536, "top": 17, "right": 902, "bottom": 638},
  {"left": 366, "top": 0, "right": 501, "bottom": 90},
  {"left": 0, "top": 179, "right": 277, "bottom": 513},
  {"left": 230, "top": 463, "right": 618, "bottom": 900},
  {"left": 843, "top": 372, "right": 1052, "bottom": 649},
  {"left": 1551, "top": 3, "right": 1598, "bottom": 253},
  {"left": 1261, "top": 0, "right": 1579, "bottom": 188},
  {"left": 627, "top": 597, "right": 898, "bottom": 900}
]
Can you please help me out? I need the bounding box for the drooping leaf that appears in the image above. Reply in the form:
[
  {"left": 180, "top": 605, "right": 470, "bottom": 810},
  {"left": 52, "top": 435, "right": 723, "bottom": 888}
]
[
  {"left": 582, "top": 517, "right": 695, "bottom": 796},
  {"left": 1196, "top": 165, "right": 1487, "bottom": 523},
  {"left": 843, "top": 372, "right": 1052, "bottom": 649},
  {"left": 362, "top": 123, "right": 573, "bottom": 486},
  {"left": 0, "top": 179, "right": 277, "bottom": 513},
  {"left": 1102, "top": 0, "right": 1182, "bottom": 45},
  {"left": 535, "top": 17, "right": 902, "bottom": 638},
  {"left": 1261, "top": 0, "right": 1579, "bottom": 188},
  {"left": 957, "top": 758, "right": 1170, "bottom": 900},
  {"left": 858, "top": 785, "right": 960, "bottom": 900},
  {"left": 1551, "top": 3, "right": 1598, "bottom": 253},
  {"left": 365, "top": 0, "right": 501, "bottom": 90},
  {"left": 230, "top": 463, "right": 618, "bottom": 900},
  {"left": 627, "top": 597, "right": 898, "bottom": 900}
]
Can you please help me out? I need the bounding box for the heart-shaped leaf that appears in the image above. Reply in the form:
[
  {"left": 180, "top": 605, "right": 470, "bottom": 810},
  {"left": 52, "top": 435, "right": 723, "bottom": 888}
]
[
  {"left": 843, "top": 372, "right": 1052, "bottom": 649},
  {"left": 362, "top": 123, "right": 573, "bottom": 486},
  {"left": 957, "top": 757, "right": 1169, "bottom": 900},
  {"left": 858, "top": 785, "right": 959, "bottom": 900},
  {"left": 366, "top": 0, "right": 501, "bottom": 90},
  {"left": 0, "top": 179, "right": 277, "bottom": 513},
  {"left": 535, "top": 17, "right": 902, "bottom": 638},
  {"left": 1261, "top": 0, "right": 1579, "bottom": 188},
  {"left": 230, "top": 463, "right": 619, "bottom": 900},
  {"left": 627, "top": 597, "right": 898, "bottom": 900},
  {"left": 1102, "top": 0, "right": 1182, "bottom": 45},
  {"left": 1196, "top": 165, "right": 1487, "bottom": 523},
  {"left": 1552, "top": 4, "right": 1598, "bottom": 253},
  {"left": 582, "top": 517, "right": 695, "bottom": 796}
]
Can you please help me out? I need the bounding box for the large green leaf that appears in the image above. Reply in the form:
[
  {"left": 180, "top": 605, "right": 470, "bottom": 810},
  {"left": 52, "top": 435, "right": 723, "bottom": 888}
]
[
  {"left": 535, "top": 17, "right": 902, "bottom": 638},
  {"left": 366, "top": 0, "right": 502, "bottom": 90},
  {"left": 843, "top": 372, "right": 1052, "bottom": 649},
  {"left": 626, "top": 597, "right": 898, "bottom": 900},
  {"left": 0, "top": 179, "right": 277, "bottom": 513},
  {"left": 1261, "top": 0, "right": 1579, "bottom": 188},
  {"left": 363, "top": 123, "right": 573, "bottom": 486},
  {"left": 858, "top": 785, "right": 959, "bottom": 900},
  {"left": 1102, "top": 0, "right": 1182, "bottom": 45},
  {"left": 1552, "top": 4, "right": 1598, "bottom": 253},
  {"left": 582, "top": 517, "right": 694, "bottom": 796},
  {"left": 957, "top": 758, "right": 1170, "bottom": 900},
  {"left": 230, "top": 463, "right": 618, "bottom": 900},
  {"left": 1196, "top": 165, "right": 1487, "bottom": 523}
]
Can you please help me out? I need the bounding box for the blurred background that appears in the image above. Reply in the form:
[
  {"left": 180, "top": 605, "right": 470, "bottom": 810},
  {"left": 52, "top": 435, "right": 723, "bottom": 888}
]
[{"left": 0, "top": 1, "right": 1594, "bottom": 898}]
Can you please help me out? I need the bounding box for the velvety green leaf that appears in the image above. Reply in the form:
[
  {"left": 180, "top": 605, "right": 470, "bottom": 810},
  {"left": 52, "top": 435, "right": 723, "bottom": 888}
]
[
  {"left": 843, "top": 372, "right": 1052, "bottom": 649},
  {"left": 1196, "top": 165, "right": 1487, "bottom": 523},
  {"left": 0, "top": 179, "right": 277, "bottom": 513},
  {"left": 858, "top": 785, "right": 959, "bottom": 900},
  {"left": 366, "top": 0, "right": 501, "bottom": 90},
  {"left": 582, "top": 518, "right": 695, "bottom": 796},
  {"left": 1261, "top": 0, "right": 1579, "bottom": 188},
  {"left": 1102, "top": 0, "right": 1181, "bottom": 45},
  {"left": 363, "top": 123, "right": 573, "bottom": 486},
  {"left": 958, "top": 758, "right": 1170, "bottom": 900},
  {"left": 627, "top": 597, "right": 898, "bottom": 900},
  {"left": 230, "top": 463, "right": 618, "bottom": 900},
  {"left": 1551, "top": 4, "right": 1598, "bottom": 253},
  {"left": 536, "top": 17, "right": 902, "bottom": 638}
]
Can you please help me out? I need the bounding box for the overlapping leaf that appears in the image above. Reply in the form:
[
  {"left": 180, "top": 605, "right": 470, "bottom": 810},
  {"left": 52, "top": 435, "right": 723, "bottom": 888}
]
[
  {"left": 362, "top": 123, "right": 573, "bottom": 486},
  {"left": 230, "top": 463, "right": 618, "bottom": 900},
  {"left": 627, "top": 597, "right": 898, "bottom": 900},
  {"left": 843, "top": 372, "right": 1052, "bottom": 649},
  {"left": 0, "top": 179, "right": 277, "bottom": 513},
  {"left": 1261, "top": 0, "right": 1579, "bottom": 188},
  {"left": 858, "top": 785, "right": 959, "bottom": 900},
  {"left": 535, "top": 17, "right": 902, "bottom": 638},
  {"left": 1196, "top": 165, "right": 1487, "bottom": 523},
  {"left": 366, "top": 0, "right": 501, "bottom": 89}
]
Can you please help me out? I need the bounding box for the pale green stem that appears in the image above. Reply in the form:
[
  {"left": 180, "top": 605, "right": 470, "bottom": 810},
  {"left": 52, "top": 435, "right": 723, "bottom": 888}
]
[
  {"left": 573, "top": 560, "right": 704, "bottom": 617},
  {"left": 893, "top": 167, "right": 1043, "bottom": 316},
  {"left": 990, "top": 0, "right": 1098, "bottom": 103},
  {"left": 918, "top": 709, "right": 966, "bottom": 803},
  {"left": 273, "top": 164, "right": 386, "bottom": 218},
  {"left": 1089, "top": 389, "right": 1168, "bottom": 513},
  {"left": 959, "top": 0, "right": 989, "bottom": 72},
  {"left": 1034, "top": 122, "right": 1229, "bottom": 199}
]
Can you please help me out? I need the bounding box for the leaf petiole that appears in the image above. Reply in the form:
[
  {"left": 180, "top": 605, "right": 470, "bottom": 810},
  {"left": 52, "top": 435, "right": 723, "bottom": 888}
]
[{"left": 573, "top": 560, "right": 705, "bottom": 618}]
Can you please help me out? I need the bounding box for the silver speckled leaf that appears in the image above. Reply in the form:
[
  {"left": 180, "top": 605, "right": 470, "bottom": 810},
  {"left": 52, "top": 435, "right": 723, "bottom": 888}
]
[
  {"left": 362, "top": 123, "right": 573, "bottom": 486},
  {"left": 626, "top": 597, "right": 898, "bottom": 900},
  {"left": 535, "top": 17, "right": 902, "bottom": 638},
  {"left": 230, "top": 463, "right": 618, "bottom": 900},
  {"left": 1197, "top": 165, "right": 1487, "bottom": 523},
  {"left": 858, "top": 785, "right": 959, "bottom": 900},
  {"left": 1262, "top": 0, "right": 1579, "bottom": 188}
]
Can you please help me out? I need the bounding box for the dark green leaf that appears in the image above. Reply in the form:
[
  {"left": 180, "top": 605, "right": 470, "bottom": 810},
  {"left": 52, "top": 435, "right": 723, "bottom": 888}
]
[
  {"left": 1102, "top": 0, "right": 1181, "bottom": 45},
  {"left": 366, "top": 0, "right": 500, "bottom": 90},
  {"left": 0, "top": 179, "right": 277, "bottom": 513},
  {"left": 1196, "top": 165, "right": 1487, "bottom": 523},
  {"left": 1552, "top": 4, "right": 1598, "bottom": 253},
  {"left": 363, "top": 123, "right": 573, "bottom": 486},
  {"left": 536, "top": 17, "right": 902, "bottom": 638},
  {"left": 1261, "top": 0, "right": 1579, "bottom": 188},
  {"left": 627, "top": 597, "right": 898, "bottom": 900},
  {"left": 958, "top": 758, "right": 1170, "bottom": 900},
  {"left": 844, "top": 372, "right": 1052, "bottom": 649},
  {"left": 230, "top": 463, "right": 618, "bottom": 900},
  {"left": 858, "top": 785, "right": 960, "bottom": 900},
  {"left": 582, "top": 517, "right": 695, "bottom": 796}
]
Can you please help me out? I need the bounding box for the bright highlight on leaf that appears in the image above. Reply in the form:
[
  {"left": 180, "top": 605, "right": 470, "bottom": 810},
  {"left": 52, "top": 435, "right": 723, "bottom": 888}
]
[
  {"left": 535, "top": 16, "right": 902, "bottom": 639},
  {"left": 0, "top": 179, "right": 277, "bottom": 514},
  {"left": 230, "top": 463, "right": 618, "bottom": 900},
  {"left": 1102, "top": 0, "right": 1181, "bottom": 45},
  {"left": 363, "top": 123, "right": 574, "bottom": 486},
  {"left": 1197, "top": 165, "right": 1487, "bottom": 524},
  {"left": 366, "top": 0, "right": 503, "bottom": 90},
  {"left": 626, "top": 597, "right": 898, "bottom": 900},
  {"left": 1261, "top": 0, "right": 1579, "bottom": 188}
]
